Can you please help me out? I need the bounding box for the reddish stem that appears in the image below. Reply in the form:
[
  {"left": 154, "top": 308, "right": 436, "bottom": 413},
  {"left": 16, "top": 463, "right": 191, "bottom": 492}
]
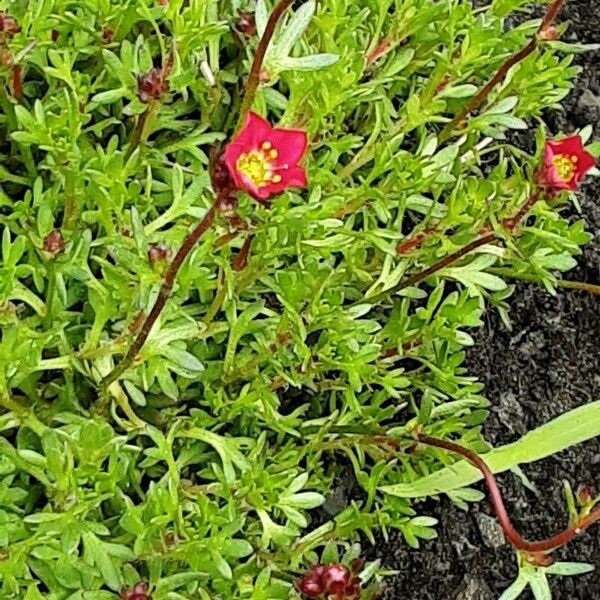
[
  {"left": 397, "top": 225, "right": 441, "bottom": 255},
  {"left": 439, "top": 0, "right": 565, "bottom": 142},
  {"left": 101, "top": 204, "right": 218, "bottom": 388},
  {"left": 367, "top": 184, "right": 546, "bottom": 306},
  {"left": 417, "top": 433, "right": 600, "bottom": 553},
  {"left": 233, "top": 235, "right": 254, "bottom": 271},
  {"left": 11, "top": 64, "right": 22, "bottom": 100},
  {"left": 365, "top": 231, "right": 497, "bottom": 305},
  {"left": 366, "top": 39, "right": 391, "bottom": 66},
  {"left": 504, "top": 189, "right": 541, "bottom": 231},
  {"left": 238, "top": 0, "right": 301, "bottom": 122}
]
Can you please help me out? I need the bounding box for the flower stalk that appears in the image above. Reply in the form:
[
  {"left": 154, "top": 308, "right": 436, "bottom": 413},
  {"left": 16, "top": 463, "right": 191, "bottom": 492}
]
[
  {"left": 237, "top": 0, "right": 303, "bottom": 124},
  {"left": 101, "top": 204, "right": 218, "bottom": 389},
  {"left": 416, "top": 432, "right": 600, "bottom": 554}
]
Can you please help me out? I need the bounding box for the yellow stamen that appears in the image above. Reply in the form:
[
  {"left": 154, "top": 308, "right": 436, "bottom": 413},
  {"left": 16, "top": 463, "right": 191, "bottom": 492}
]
[
  {"left": 552, "top": 154, "right": 576, "bottom": 183},
  {"left": 236, "top": 140, "right": 283, "bottom": 188}
]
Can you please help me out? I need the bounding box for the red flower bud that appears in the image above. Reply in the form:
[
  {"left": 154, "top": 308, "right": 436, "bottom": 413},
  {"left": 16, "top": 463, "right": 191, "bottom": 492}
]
[
  {"left": 158, "top": 0, "right": 169, "bottom": 6},
  {"left": 540, "top": 135, "right": 595, "bottom": 192},
  {"left": 538, "top": 26, "right": 558, "bottom": 42},
  {"left": 0, "top": 13, "right": 21, "bottom": 39},
  {"left": 322, "top": 564, "right": 352, "bottom": 595},
  {"left": 51, "top": 30, "right": 60, "bottom": 42},
  {"left": 43, "top": 230, "right": 65, "bottom": 256},
  {"left": 119, "top": 582, "right": 151, "bottom": 600},
  {"left": 137, "top": 67, "right": 169, "bottom": 103},
  {"left": 576, "top": 484, "right": 597, "bottom": 506},
  {"left": 148, "top": 244, "right": 172, "bottom": 266},
  {"left": 102, "top": 27, "right": 114, "bottom": 44},
  {"left": 298, "top": 574, "right": 325, "bottom": 598},
  {"left": 235, "top": 11, "right": 257, "bottom": 38},
  {"left": 298, "top": 563, "right": 362, "bottom": 599}
]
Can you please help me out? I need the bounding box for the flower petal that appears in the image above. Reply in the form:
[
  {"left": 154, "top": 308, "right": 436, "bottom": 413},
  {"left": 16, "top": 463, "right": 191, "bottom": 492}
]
[
  {"left": 223, "top": 141, "right": 247, "bottom": 189},
  {"left": 257, "top": 166, "right": 308, "bottom": 199},
  {"left": 233, "top": 111, "right": 273, "bottom": 149},
  {"left": 269, "top": 128, "right": 309, "bottom": 166}
]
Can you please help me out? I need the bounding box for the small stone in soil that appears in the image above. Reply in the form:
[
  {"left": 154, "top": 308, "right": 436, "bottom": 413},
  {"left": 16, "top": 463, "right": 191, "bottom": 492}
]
[
  {"left": 475, "top": 513, "right": 506, "bottom": 549},
  {"left": 454, "top": 576, "right": 494, "bottom": 600}
]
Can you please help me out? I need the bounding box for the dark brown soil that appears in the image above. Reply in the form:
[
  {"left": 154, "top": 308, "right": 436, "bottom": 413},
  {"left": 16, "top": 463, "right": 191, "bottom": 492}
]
[{"left": 370, "top": 1, "right": 600, "bottom": 598}]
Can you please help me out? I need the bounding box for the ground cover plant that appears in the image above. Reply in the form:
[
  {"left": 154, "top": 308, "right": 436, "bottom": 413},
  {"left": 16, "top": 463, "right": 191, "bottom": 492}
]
[{"left": 0, "top": 0, "right": 599, "bottom": 598}]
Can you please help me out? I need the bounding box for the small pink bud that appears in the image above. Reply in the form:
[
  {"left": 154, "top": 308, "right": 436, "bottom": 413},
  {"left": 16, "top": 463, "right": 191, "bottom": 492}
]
[
  {"left": 137, "top": 68, "right": 169, "bottom": 103},
  {"left": 43, "top": 229, "right": 65, "bottom": 256},
  {"left": 538, "top": 26, "right": 558, "bottom": 42},
  {"left": 235, "top": 11, "right": 257, "bottom": 38},
  {"left": 102, "top": 27, "right": 114, "bottom": 44},
  {"left": 576, "top": 484, "right": 597, "bottom": 506},
  {"left": 0, "top": 13, "right": 21, "bottom": 39},
  {"left": 322, "top": 564, "right": 352, "bottom": 595},
  {"left": 148, "top": 244, "right": 172, "bottom": 266},
  {"left": 119, "top": 582, "right": 151, "bottom": 600}
]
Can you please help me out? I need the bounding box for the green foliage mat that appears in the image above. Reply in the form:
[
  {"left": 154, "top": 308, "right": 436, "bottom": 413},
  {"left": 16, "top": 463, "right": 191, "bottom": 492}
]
[{"left": 0, "top": 0, "right": 597, "bottom": 597}]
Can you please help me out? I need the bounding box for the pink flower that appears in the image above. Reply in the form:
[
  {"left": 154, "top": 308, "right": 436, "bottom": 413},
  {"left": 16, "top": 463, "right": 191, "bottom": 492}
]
[
  {"left": 223, "top": 111, "right": 308, "bottom": 201},
  {"left": 541, "top": 136, "right": 595, "bottom": 192}
]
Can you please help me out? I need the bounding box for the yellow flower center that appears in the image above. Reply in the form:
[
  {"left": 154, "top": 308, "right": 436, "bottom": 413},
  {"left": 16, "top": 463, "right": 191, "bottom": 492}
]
[
  {"left": 236, "top": 142, "right": 286, "bottom": 188},
  {"left": 552, "top": 154, "right": 578, "bottom": 182}
]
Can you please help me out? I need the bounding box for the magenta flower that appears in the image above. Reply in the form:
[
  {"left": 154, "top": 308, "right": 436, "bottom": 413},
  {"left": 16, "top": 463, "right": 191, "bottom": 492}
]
[
  {"left": 223, "top": 111, "right": 308, "bottom": 201},
  {"left": 541, "top": 135, "right": 595, "bottom": 192}
]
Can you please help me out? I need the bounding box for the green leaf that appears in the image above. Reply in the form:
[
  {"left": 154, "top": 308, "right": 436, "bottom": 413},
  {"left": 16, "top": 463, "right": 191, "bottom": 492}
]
[
  {"left": 91, "top": 89, "right": 129, "bottom": 104},
  {"left": 82, "top": 532, "right": 122, "bottom": 591},
  {"left": 545, "top": 562, "right": 595, "bottom": 576},
  {"left": 381, "top": 401, "right": 600, "bottom": 497},
  {"left": 277, "top": 54, "right": 340, "bottom": 72},
  {"left": 277, "top": 0, "right": 316, "bottom": 56},
  {"left": 498, "top": 574, "right": 530, "bottom": 600}
]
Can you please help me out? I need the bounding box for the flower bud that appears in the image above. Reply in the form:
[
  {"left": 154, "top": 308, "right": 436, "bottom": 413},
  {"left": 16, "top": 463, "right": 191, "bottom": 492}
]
[
  {"left": 102, "top": 27, "right": 114, "bottom": 44},
  {"left": 43, "top": 229, "right": 65, "bottom": 256},
  {"left": 576, "top": 484, "right": 597, "bottom": 507},
  {"left": 322, "top": 564, "right": 352, "bottom": 595},
  {"left": 0, "top": 13, "right": 21, "bottom": 39},
  {"left": 137, "top": 68, "right": 169, "bottom": 103},
  {"left": 298, "top": 574, "right": 324, "bottom": 598},
  {"left": 538, "top": 26, "right": 558, "bottom": 42},
  {"left": 235, "top": 11, "right": 257, "bottom": 38},
  {"left": 119, "top": 582, "right": 151, "bottom": 600},
  {"left": 148, "top": 244, "right": 172, "bottom": 266}
]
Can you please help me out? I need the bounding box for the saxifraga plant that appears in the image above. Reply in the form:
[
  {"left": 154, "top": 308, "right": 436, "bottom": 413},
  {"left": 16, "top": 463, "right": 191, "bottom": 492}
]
[{"left": 0, "top": 0, "right": 599, "bottom": 599}]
